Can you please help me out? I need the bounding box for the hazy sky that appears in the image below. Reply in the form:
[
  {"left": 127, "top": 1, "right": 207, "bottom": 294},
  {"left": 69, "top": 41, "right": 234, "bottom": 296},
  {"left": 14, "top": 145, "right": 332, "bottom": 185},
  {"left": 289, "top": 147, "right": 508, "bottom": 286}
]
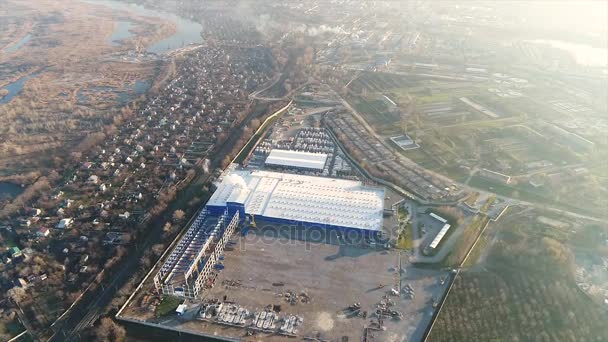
[{"left": 505, "top": 1, "right": 607, "bottom": 33}]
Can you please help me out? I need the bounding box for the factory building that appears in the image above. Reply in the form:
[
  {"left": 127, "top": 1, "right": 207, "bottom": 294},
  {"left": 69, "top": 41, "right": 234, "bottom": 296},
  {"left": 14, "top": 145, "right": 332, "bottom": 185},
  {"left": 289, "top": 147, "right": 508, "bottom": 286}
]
[
  {"left": 264, "top": 149, "right": 328, "bottom": 171},
  {"left": 155, "top": 165, "right": 384, "bottom": 298},
  {"left": 207, "top": 167, "right": 385, "bottom": 237},
  {"left": 428, "top": 213, "right": 451, "bottom": 250}
]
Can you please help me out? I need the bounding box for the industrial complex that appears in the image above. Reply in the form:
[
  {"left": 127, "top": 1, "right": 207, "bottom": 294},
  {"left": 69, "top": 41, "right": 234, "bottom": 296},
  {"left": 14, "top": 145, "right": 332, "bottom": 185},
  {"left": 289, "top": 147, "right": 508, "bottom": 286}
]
[
  {"left": 3, "top": 0, "right": 605, "bottom": 340},
  {"left": 118, "top": 95, "right": 459, "bottom": 342},
  {"left": 208, "top": 166, "right": 385, "bottom": 236},
  {"left": 154, "top": 161, "right": 385, "bottom": 300},
  {"left": 264, "top": 149, "right": 329, "bottom": 171}
]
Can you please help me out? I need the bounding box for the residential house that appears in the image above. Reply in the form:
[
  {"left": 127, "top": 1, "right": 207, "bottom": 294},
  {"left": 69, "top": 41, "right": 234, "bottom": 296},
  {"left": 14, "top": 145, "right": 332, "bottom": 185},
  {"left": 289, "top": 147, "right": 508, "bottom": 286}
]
[{"left": 56, "top": 218, "right": 74, "bottom": 229}]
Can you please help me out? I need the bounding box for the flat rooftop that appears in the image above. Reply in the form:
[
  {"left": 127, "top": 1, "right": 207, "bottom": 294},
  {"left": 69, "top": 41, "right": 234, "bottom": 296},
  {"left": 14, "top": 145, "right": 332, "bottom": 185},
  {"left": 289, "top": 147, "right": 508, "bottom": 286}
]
[
  {"left": 208, "top": 169, "right": 384, "bottom": 231},
  {"left": 265, "top": 149, "right": 328, "bottom": 170}
]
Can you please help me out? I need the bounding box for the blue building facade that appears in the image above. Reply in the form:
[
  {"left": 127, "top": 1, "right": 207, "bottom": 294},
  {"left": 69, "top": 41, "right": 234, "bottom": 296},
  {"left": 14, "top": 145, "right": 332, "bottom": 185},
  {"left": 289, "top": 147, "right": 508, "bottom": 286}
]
[{"left": 204, "top": 203, "right": 381, "bottom": 239}]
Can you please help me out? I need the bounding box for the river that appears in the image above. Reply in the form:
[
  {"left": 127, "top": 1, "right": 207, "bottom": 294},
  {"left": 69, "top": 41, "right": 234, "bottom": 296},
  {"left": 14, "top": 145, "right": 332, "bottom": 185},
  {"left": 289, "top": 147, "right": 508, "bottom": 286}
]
[
  {"left": 109, "top": 20, "right": 135, "bottom": 46},
  {"left": 84, "top": 0, "right": 203, "bottom": 54},
  {"left": 2, "top": 34, "right": 32, "bottom": 54}
]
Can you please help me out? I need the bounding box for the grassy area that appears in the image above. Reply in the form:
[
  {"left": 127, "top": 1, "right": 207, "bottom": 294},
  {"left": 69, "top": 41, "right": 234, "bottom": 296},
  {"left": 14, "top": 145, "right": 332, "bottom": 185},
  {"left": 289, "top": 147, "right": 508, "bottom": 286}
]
[
  {"left": 351, "top": 97, "right": 402, "bottom": 135},
  {"left": 461, "top": 230, "right": 489, "bottom": 267},
  {"left": 480, "top": 195, "right": 496, "bottom": 214},
  {"left": 415, "top": 92, "right": 452, "bottom": 104},
  {"left": 399, "top": 147, "right": 442, "bottom": 171},
  {"left": 499, "top": 125, "right": 580, "bottom": 165},
  {"left": 468, "top": 175, "right": 605, "bottom": 218},
  {"left": 442, "top": 214, "right": 489, "bottom": 267},
  {"left": 429, "top": 218, "right": 608, "bottom": 341},
  {"left": 469, "top": 175, "right": 551, "bottom": 203},
  {"left": 396, "top": 223, "right": 413, "bottom": 250},
  {"left": 463, "top": 192, "right": 480, "bottom": 207},
  {"left": 155, "top": 296, "right": 182, "bottom": 318},
  {"left": 439, "top": 165, "right": 469, "bottom": 183},
  {"left": 0, "top": 319, "right": 25, "bottom": 341},
  {"left": 395, "top": 206, "right": 413, "bottom": 250}
]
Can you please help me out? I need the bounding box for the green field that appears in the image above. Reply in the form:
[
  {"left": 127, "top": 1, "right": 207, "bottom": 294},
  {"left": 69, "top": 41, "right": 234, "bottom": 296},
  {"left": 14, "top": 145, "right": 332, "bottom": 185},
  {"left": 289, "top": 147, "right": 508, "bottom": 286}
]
[
  {"left": 399, "top": 147, "right": 443, "bottom": 171},
  {"left": 395, "top": 206, "right": 413, "bottom": 250},
  {"left": 155, "top": 296, "right": 182, "bottom": 317},
  {"left": 441, "top": 214, "right": 490, "bottom": 267},
  {"left": 467, "top": 175, "right": 606, "bottom": 218},
  {"left": 351, "top": 97, "right": 402, "bottom": 135}
]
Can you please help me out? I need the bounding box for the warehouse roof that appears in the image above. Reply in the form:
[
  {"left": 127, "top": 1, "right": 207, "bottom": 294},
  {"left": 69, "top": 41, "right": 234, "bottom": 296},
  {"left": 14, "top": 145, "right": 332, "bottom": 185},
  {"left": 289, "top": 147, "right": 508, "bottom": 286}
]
[
  {"left": 429, "top": 223, "right": 451, "bottom": 249},
  {"left": 208, "top": 169, "right": 384, "bottom": 231},
  {"left": 265, "top": 149, "right": 328, "bottom": 170}
]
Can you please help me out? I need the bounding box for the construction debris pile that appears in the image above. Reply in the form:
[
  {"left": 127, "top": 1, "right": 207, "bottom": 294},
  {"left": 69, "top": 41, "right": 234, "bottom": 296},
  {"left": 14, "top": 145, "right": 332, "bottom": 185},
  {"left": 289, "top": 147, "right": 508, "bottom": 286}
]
[
  {"left": 253, "top": 310, "right": 279, "bottom": 330},
  {"left": 218, "top": 303, "right": 249, "bottom": 325},
  {"left": 198, "top": 300, "right": 306, "bottom": 336},
  {"left": 375, "top": 297, "right": 403, "bottom": 320},
  {"left": 403, "top": 283, "right": 415, "bottom": 299},
  {"left": 279, "top": 315, "right": 304, "bottom": 335},
  {"left": 280, "top": 290, "right": 311, "bottom": 305},
  {"left": 344, "top": 302, "right": 368, "bottom": 319}
]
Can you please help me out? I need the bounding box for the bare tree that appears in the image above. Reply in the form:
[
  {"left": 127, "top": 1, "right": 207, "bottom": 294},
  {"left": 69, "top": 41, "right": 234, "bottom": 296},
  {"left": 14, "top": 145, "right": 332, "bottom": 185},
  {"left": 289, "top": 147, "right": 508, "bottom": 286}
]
[
  {"left": 95, "top": 317, "right": 126, "bottom": 342},
  {"left": 172, "top": 209, "right": 186, "bottom": 222},
  {"left": 7, "top": 287, "right": 26, "bottom": 303}
]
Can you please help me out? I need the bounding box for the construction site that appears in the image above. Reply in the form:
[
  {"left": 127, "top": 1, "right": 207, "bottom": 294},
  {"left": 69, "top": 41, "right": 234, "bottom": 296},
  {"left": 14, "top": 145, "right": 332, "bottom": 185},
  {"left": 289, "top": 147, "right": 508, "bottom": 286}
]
[{"left": 120, "top": 209, "right": 447, "bottom": 341}]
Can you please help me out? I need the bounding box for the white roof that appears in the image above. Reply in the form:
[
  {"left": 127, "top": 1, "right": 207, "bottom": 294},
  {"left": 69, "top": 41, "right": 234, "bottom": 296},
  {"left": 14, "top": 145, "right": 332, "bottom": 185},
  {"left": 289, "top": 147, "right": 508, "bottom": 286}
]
[
  {"left": 265, "top": 149, "right": 328, "bottom": 170},
  {"left": 176, "top": 304, "right": 187, "bottom": 314},
  {"left": 429, "top": 223, "right": 451, "bottom": 249},
  {"left": 56, "top": 218, "right": 73, "bottom": 229},
  {"left": 208, "top": 169, "right": 384, "bottom": 231},
  {"left": 430, "top": 213, "right": 447, "bottom": 223}
]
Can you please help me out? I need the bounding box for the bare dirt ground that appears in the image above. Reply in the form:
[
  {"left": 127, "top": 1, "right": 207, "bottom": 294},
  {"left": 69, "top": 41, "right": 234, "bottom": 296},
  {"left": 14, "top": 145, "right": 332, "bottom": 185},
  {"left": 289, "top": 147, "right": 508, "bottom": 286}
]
[{"left": 141, "top": 223, "right": 448, "bottom": 342}]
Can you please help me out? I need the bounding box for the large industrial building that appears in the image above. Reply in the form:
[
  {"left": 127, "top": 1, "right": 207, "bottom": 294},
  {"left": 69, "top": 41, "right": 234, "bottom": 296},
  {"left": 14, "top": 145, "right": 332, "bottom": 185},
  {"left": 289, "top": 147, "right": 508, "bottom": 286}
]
[
  {"left": 208, "top": 167, "right": 384, "bottom": 236},
  {"left": 154, "top": 165, "right": 384, "bottom": 298},
  {"left": 264, "top": 149, "right": 328, "bottom": 171}
]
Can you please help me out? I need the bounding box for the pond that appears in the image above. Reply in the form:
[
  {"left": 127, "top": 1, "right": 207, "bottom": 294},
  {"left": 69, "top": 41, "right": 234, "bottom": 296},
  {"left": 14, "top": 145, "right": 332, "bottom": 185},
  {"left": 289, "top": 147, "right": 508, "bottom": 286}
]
[
  {"left": 77, "top": 80, "right": 150, "bottom": 105},
  {"left": 134, "top": 80, "right": 150, "bottom": 94},
  {"left": 0, "top": 182, "right": 23, "bottom": 200},
  {"left": 84, "top": 0, "right": 203, "bottom": 54},
  {"left": 109, "top": 20, "right": 135, "bottom": 46},
  {"left": 0, "top": 72, "right": 39, "bottom": 105}
]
